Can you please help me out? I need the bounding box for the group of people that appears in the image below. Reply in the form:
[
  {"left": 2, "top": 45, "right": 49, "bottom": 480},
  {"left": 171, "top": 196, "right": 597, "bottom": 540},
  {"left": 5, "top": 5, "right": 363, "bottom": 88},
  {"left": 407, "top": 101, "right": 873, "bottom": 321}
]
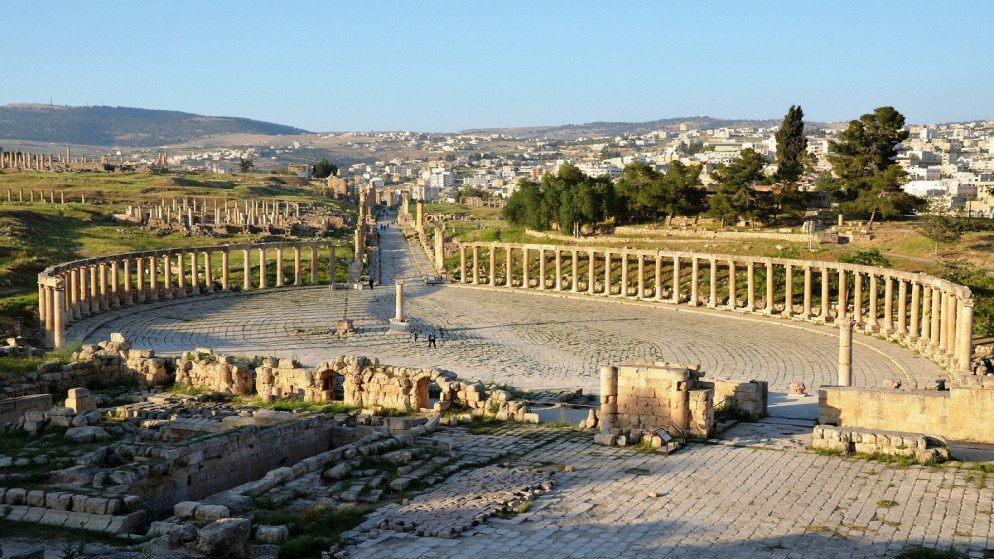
[
  {"left": 377, "top": 223, "right": 389, "bottom": 230},
  {"left": 410, "top": 330, "right": 437, "bottom": 348}
]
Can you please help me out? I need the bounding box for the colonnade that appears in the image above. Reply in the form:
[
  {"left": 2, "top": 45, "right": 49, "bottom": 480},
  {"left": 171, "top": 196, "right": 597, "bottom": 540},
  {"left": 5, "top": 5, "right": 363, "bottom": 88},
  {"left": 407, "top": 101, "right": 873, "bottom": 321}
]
[
  {"left": 38, "top": 241, "right": 340, "bottom": 348},
  {"left": 457, "top": 242, "right": 975, "bottom": 375}
]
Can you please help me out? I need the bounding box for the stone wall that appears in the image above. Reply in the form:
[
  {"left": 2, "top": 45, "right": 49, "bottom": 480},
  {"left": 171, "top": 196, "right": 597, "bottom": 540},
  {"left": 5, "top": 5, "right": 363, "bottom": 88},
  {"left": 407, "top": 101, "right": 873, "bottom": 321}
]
[
  {"left": 176, "top": 349, "right": 253, "bottom": 395},
  {"left": 708, "top": 379, "right": 769, "bottom": 420},
  {"left": 124, "top": 416, "right": 338, "bottom": 513},
  {"left": 818, "top": 377, "right": 994, "bottom": 443},
  {"left": 599, "top": 363, "right": 714, "bottom": 438},
  {"left": 339, "top": 356, "right": 451, "bottom": 411},
  {"left": 256, "top": 358, "right": 337, "bottom": 402},
  {"left": 811, "top": 425, "right": 948, "bottom": 462},
  {"left": 0, "top": 394, "right": 52, "bottom": 424}
]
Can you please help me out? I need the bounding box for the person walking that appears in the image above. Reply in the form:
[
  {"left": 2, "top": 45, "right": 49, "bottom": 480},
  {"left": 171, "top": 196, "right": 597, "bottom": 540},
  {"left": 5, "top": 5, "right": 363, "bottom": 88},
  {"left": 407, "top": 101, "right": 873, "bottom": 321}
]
[
  {"left": 427, "top": 331, "right": 437, "bottom": 349},
  {"left": 410, "top": 330, "right": 418, "bottom": 347}
]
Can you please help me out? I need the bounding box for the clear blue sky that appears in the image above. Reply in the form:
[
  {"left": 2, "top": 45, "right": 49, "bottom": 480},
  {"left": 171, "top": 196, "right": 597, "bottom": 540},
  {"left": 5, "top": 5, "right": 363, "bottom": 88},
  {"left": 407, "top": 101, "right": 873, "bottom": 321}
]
[{"left": 2, "top": 0, "right": 991, "bottom": 132}]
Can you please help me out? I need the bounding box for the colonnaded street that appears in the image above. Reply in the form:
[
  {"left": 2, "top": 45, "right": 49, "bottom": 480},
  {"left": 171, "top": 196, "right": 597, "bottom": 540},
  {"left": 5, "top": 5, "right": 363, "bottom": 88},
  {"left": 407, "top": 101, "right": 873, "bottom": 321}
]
[
  {"left": 61, "top": 222, "right": 994, "bottom": 558},
  {"left": 68, "top": 221, "right": 946, "bottom": 394}
]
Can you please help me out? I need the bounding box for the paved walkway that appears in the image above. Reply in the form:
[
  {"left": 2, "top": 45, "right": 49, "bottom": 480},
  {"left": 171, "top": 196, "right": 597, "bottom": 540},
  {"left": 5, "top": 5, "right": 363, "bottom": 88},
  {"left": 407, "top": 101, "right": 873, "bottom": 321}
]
[
  {"left": 346, "top": 423, "right": 994, "bottom": 559},
  {"left": 68, "top": 221, "right": 945, "bottom": 394}
]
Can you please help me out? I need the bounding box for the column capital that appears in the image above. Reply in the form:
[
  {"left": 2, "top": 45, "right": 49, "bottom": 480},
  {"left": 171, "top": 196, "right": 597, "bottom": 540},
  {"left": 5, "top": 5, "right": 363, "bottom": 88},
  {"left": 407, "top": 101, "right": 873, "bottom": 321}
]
[{"left": 838, "top": 316, "right": 855, "bottom": 331}]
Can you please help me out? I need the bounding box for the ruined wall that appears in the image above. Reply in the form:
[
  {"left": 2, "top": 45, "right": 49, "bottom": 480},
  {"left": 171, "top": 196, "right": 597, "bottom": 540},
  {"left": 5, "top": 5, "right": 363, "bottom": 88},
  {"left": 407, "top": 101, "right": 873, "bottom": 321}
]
[
  {"left": 600, "top": 363, "right": 714, "bottom": 437},
  {"left": 175, "top": 350, "right": 253, "bottom": 395},
  {"left": 126, "top": 416, "right": 338, "bottom": 512},
  {"left": 0, "top": 394, "right": 52, "bottom": 424},
  {"left": 709, "top": 379, "right": 769, "bottom": 419},
  {"left": 819, "top": 377, "right": 994, "bottom": 443},
  {"left": 256, "top": 358, "right": 336, "bottom": 402},
  {"left": 338, "top": 356, "right": 449, "bottom": 411}
]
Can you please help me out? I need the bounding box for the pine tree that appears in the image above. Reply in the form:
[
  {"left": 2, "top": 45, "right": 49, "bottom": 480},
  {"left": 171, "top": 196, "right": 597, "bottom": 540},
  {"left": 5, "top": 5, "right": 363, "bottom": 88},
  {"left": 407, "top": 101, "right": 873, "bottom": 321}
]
[{"left": 775, "top": 105, "right": 807, "bottom": 184}]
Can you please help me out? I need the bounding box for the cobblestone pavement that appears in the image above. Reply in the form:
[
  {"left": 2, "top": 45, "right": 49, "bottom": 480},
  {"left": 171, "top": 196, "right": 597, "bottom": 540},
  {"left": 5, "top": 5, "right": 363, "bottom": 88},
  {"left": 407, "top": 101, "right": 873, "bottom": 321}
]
[
  {"left": 346, "top": 423, "right": 994, "bottom": 559},
  {"left": 68, "top": 222, "right": 945, "bottom": 394}
]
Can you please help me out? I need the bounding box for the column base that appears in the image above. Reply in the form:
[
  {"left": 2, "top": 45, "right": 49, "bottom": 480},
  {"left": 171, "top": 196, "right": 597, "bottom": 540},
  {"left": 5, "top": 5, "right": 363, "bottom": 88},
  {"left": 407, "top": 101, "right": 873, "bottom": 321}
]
[{"left": 388, "top": 319, "right": 410, "bottom": 334}]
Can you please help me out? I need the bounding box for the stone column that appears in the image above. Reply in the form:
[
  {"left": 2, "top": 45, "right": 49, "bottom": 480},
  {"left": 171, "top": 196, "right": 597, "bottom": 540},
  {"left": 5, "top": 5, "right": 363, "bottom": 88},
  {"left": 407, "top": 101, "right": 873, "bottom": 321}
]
[
  {"left": 52, "top": 284, "right": 65, "bottom": 349},
  {"left": 853, "top": 273, "right": 863, "bottom": 326},
  {"left": 110, "top": 261, "right": 121, "bottom": 308},
  {"left": 929, "top": 287, "right": 941, "bottom": 352},
  {"left": 311, "top": 246, "right": 319, "bottom": 285},
  {"left": 554, "top": 249, "right": 563, "bottom": 291},
  {"left": 571, "top": 250, "right": 579, "bottom": 293},
  {"left": 690, "top": 257, "right": 699, "bottom": 307},
  {"left": 44, "top": 286, "right": 55, "bottom": 347},
  {"left": 708, "top": 258, "right": 717, "bottom": 308},
  {"left": 121, "top": 259, "right": 132, "bottom": 306},
  {"left": 620, "top": 253, "right": 629, "bottom": 297},
  {"left": 537, "top": 248, "right": 545, "bottom": 290},
  {"left": 909, "top": 282, "right": 921, "bottom": 341},
  {"left": 223, "top": 250, "right": 231, "bottom": 291},
  {"left": 921, "top": 288, "right": 932, "bottom": 346},
  {"left": 90, "top": 265, "right": 101, "bottom": 312},
  {"left": 599, "top": 366, "right": 619, "bottom": 433},
  {"left": 746, "top": 262, "right": 755, "bottom": 311},
  {"left": 764, "top": 262, "right": 774, "bottom": 315},
  {"left": 896, "top": 280, "right": 908, "bottom": 336},
  {"left": 820, "top": 268, "right": 830, "bottom": 320},
  {"left": 838, "top": 317, "right": 855, "bottom": 386},
  {"left": 604, "top": 251, "right": 611, "bottom": 295},
  {"left": 395, "top": 281, "right": 405, "bottom": 321},
  {"left": 134, "top": 261, "right": 145, "bottom": 304},
  {"left": 38, "top": 283, "right": 47, "bottom": 333},
  {"left": 958, "top": 298, "right": 975, "bottom": 374},
  {"left": 149, "top": 256, "right": 160, "bottom": 301},
  {"left": 588, "top": 250, "right": 596, "bottom": 294},
  {"left": 176, "top": 252, "right": 186, "bottom": 297},
  {"left": 522, "top": 247, "right": 530, "bottom": 288},
  {"left": 99, "top": 262, "right": 110, "bottom": 310},
  {"left": 79, "top": 266, "right": 90, "bottom": 317},
  {"left": 293, "top": 247, "right": 301, "bottom": 287},
  {"left": 489, "top": 245, "right": 497, "bottom": 286},
  {"left": 944, "top": 293, "right": 957, "bottom": 356},
  {"left": 238, "top": 248, "right": 249, "bottom": 291},
  {"left": 882, "top": 277, "right": 894, "bottom": 335},
  {"left": 637, "top": 254, "right": 646, "bottom": 298},
  {"left": 204, "top": 251, "right": 214, "bottom": 292},
  {"left": 507, "top": 247, "right": 514, "bottom": 288},
  {"left": 190, "top": 251, "right": 200, "bottom": 295},
  {"left": 836, "top": 269, "right": 847, "bottom": 319},
  {"left": 163, "top": 253, "right": 173, "bottom": 299},
  {"left": 258, "top": 248, "right": 266, "bottom": 289},
  {"left": 654, "top": 255, "right": 662, "bottom": 300},
  {"left": 672, "top": 256, "right": 681, "bottom": 304},
  {"left": 459, "top": 245, "right": 467, "bottom": 284},
  {"left": 868, "top": 274, "right": 878, "bottom": 331},
  {"left": 70, "top": 268, "right": 80, "bottom": 319},
  {"left": 473, "top": 245, "right": 481, "bottom": 285},
  {"left": 802, "top": 266, "right": 813, "bottom": 318},
  {"left": 275, "top": 246, "right": 284, "bottom": 287},
  {"left": 727, "top": 261, "right": 736, "bottom": 309}
]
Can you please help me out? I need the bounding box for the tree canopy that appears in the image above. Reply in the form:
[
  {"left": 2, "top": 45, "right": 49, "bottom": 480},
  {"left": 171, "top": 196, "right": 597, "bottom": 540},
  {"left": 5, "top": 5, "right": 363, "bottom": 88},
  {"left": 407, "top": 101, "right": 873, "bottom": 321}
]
[
  {"left": 774, "top": 105, "right": 807, "bottom": 185},
  {"left": 825, "top": 106, "right": 924, "bottom": 225},
  {"left": 312, "top": 158, "right": 338, "bottom": 179},
  {"left": 502, "top": 164, "right": 616, "bottom": 233},
  {"left": 614, "top": 162, "right": 704, "bottom": 224},
  {"left": 706, "top": 148, "right": 767, "bottom": 227}
]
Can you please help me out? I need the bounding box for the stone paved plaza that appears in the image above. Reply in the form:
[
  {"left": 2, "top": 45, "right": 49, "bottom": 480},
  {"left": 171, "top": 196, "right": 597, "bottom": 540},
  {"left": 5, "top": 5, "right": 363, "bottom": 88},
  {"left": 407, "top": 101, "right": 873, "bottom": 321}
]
[
  {"left": 69, "top": 223, "right": 946, "bottom": 394},
  {"left": 59, "top": 223, "right": 992, "bottom": 557},
  {"left": 348, "top": 423, "right": 994, "bottom": 559}
]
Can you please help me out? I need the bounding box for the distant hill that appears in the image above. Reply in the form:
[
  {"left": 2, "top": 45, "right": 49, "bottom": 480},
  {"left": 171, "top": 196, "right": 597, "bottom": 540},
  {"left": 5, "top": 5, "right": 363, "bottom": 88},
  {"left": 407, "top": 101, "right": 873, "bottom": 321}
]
[
  {"left": 460, "top": 116, "right": 837, "bottom": 140},
  {"left": 0, "top": 104, "right": 309, "bottom": 147}
]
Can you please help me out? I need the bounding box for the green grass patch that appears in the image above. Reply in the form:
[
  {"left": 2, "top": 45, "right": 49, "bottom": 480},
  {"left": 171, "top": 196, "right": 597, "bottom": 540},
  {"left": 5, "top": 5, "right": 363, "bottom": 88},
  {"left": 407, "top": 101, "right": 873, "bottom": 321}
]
[
  {"left": 257, "top": 504, "right": 363, "bottom": 559},
  {"left": 894, "top": 545, "right": 967, "bottom": 559}
]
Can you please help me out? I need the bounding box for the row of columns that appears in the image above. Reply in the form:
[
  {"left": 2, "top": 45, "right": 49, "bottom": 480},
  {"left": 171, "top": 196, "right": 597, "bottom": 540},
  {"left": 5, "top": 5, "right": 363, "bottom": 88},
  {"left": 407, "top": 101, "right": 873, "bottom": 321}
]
[
  {"left": 39, "top": 242, "right": 339, "bottom": 348},
  {"left": 457, "top": 243, "right": 975, "bottom": 375}
]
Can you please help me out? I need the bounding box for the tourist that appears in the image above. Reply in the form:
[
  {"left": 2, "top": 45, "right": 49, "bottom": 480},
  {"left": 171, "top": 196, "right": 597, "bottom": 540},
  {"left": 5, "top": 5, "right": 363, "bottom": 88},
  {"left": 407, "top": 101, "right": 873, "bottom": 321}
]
[
  {"left": 427, "top": 331, "right": 437, "bottom": 348},
  {"left": 411, "top": 330, "right": 418, "bottom": 347}
]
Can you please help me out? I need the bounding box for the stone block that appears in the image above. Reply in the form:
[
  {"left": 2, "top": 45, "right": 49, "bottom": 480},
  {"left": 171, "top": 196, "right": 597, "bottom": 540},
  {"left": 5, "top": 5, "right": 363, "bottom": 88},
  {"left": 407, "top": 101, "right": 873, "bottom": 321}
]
[
  {"left": 195, "top": 504, "right": 230, "bottom": 522},
  {"left": 593, "top": 433, "right": 616, "bottom": 446},
  {"left": 196, "top": 518, "right": 251, "bottom": 558},
  {"left": 255, "top": 524, "right": 290, "bottom": 545},
  {"left": 174, "top": 500, "right": 200, "bottom": 518}
]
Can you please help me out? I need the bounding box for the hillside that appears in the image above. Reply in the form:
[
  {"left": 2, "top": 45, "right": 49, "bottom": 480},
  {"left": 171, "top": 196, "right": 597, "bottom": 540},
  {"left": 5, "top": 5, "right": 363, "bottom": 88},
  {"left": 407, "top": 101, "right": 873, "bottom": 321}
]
[
  {"left": 460, "top": 116, "right": 839, "bottom": 140},
  {"left": 0, "top": 104, "right": 309, "bottom": 147}
]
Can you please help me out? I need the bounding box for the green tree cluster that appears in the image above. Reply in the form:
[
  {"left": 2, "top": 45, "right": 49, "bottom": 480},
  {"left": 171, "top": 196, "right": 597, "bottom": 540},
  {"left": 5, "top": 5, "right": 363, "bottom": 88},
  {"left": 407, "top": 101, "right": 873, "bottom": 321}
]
[
  {"left": 502, "top": 164, "right": 616, "bottom": 233},
  {"left": 312, "top": 159, "right": 338, "bottom": 179},
  {"left": 823, "top": 106, "right": 925, "bottom": 226},
  {"left": 706, "top": 148, "right": 768, "bottom": 227},
  {"left": 614, "top": 162, "right": 704, "bottom": 224},
  {"left": 772, "top": 104, "right": 809, "bottom": 217}
]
